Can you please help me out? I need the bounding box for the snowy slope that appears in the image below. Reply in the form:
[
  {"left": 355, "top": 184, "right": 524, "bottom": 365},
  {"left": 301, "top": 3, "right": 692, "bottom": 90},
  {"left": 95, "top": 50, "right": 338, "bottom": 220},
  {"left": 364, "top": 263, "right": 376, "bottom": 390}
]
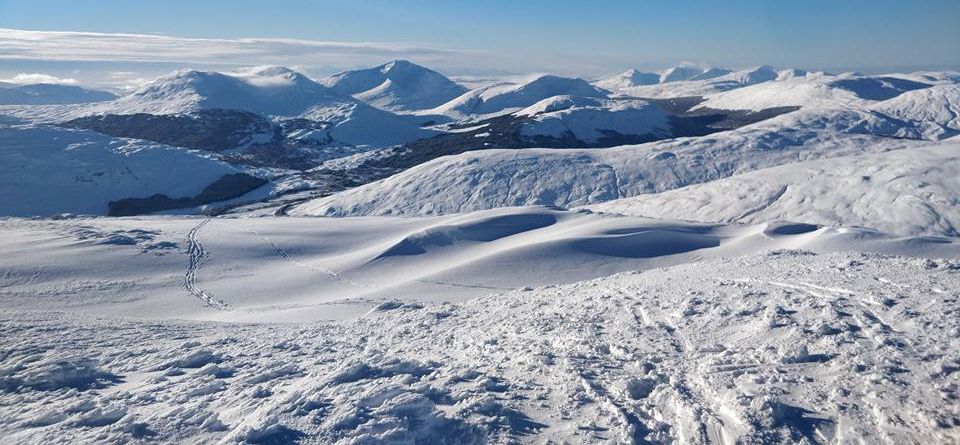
[
  {"left": 515, "top": 96, "right": 671, "bottom": 143},
  {"left": 426, "top": 75, "right": 610, "bottom": 119},
  {"left": 585, "top": 141, "right": 960, "bottom": 237},
  {"left": 0, "top": 124, "right": 247, "bottom": 216},
  {"left": 98, "top": 67, "right": 347, "bottom": 116},
  {"left": 0, "top": 83, "right": 116, "bottom": 105},
  {"left": 322, "top": 60, "right": 468, "bottom": 112},
  {"left": 694, "top": 74, "right": 863, "bottom": 111},
  {"left": 594, "top": 69, "right": 660, "bottom": 90},
  {"left": 3, "top": 206, "right": 958, "bottom": 322},
  {"left": 871, "top": 83, "right": 960, "bottom": 139},
  {"left": 85, "top": 67, "right": 435, "bottom": 148},
  {"left": 619, "top": 66, "right": 783, "bottom": 98},
  {"left": 659, "top": 65, "right": 709, "bottom": 83},
  {"left": 1, "top": 215, "right": 958, "bottom": 443},
  {"left": 696, "top": 72, "right": 949, "bottom": 113},
  {"left": 290, "top": 107, "right": 926, "bottom": 217}
]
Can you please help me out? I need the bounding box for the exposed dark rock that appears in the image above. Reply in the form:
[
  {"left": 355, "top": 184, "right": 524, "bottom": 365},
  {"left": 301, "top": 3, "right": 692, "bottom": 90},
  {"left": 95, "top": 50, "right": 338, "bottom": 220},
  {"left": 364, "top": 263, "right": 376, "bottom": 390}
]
[{"left": 107, "top": 173, "right": 267, "bottom": 216}]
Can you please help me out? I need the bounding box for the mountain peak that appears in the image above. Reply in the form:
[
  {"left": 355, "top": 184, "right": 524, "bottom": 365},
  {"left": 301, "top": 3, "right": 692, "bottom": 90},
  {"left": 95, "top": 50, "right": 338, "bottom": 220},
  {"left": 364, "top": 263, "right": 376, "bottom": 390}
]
[{"left": 324, "top": 60, "right": 467, "bottom": 112}]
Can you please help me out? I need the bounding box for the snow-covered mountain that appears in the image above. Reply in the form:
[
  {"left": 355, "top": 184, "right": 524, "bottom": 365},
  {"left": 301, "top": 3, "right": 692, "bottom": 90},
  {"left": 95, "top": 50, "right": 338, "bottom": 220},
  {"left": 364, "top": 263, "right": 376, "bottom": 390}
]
[
  {"left": 594, "top": 69, "right": 660, "bottom": 90},
  {"left": 871, "top": 83, "right": 960, "bottom": 138},
  {"left": 5, "top": 58, "right": 960, "bottom": 445},
  {"left": 515, "top": 95, "right": 670, "bottom": 143},
  {"left": 66, "top": 67, "right": 436, "bottom": 165},
  {"left": 0, "top": 83, "right": 116, "bottom": 105},
  {"left": 585, "top": 141, "right": 960, "bottom": 236},
  {"left": 658, "top": 65, "right": 708, "bottom": 83},
  {"left": 426, "top": 75, "right": 610, "bottom": 119},
  {"left": 618, "top": 65, "right": 785, "bottom": 98},
  {"left": 0, "top": 124, "right": 264, "bottom": 216},
  {"left": 321, "top": 60, "right": 468, "bottom": 112},
  {"left": 288, "top": 103, "right": 943, "bottom": 218}
]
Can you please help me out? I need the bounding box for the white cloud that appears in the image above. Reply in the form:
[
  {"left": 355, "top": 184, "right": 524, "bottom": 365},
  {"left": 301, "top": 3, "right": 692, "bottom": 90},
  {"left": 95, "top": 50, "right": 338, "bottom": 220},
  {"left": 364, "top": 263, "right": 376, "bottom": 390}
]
[
  {"left": 0, "top": 73, "right": 78, "bottom": 85},
  {"left": 0, "top": 28, "right": 465, "bottom": 68}
]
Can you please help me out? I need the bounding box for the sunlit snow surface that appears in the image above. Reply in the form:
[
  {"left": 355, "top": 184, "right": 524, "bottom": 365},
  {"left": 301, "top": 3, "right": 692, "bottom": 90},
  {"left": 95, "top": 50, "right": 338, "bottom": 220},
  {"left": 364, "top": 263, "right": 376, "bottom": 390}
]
[
  {"left": 1, "top": 206, "right": 960, "bottom": 443},
  {"left": 3, "top": 65, "right": 960, "bottom": 444}
]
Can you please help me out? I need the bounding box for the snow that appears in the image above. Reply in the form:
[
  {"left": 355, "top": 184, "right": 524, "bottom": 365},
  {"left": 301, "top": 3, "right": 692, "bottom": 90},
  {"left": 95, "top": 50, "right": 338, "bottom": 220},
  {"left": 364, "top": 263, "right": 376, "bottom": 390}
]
[
  {"left": 2, "top": 239, "right": 958, "bottom": 443},
  {"left": 516, "top": 96, "right": 671, "bottom": 143},
  {"left": 594, "top": 69, "right": 660, "bottom": 91},
  {"left": 95, "top": 68, "right": 347, "bottom": 117},
  {"left": 0, "top": 84, "right": 116, "bottom": 105},
  {"left": 617, "top": 66, "right": 789, "bottom": 99},
  {"left": 426, "top": 75, "right": 610, "bottom": 120},
  {"left": 694, "top": 75, "right": 864, "bottom": 111},
  {"left": 290, "top": 106, "right": 929, "bottom": 217},
  {"left": 584, "top": 141, "right": 960, "bottom": 237},
  {"left": 322, "top": 60, "right": 469, "bottom": 112},
  {"left": 871, "top": 84, "right": 960, "bottom": 139},
  {"left": 83, "top": 67, "right": 435, "bottom": 148},
  {"left": 0, "top": 123, "right": 242, "bottom": 216},
  {"left": 4, "top": 64, "right": 960, "bottom": 444}
]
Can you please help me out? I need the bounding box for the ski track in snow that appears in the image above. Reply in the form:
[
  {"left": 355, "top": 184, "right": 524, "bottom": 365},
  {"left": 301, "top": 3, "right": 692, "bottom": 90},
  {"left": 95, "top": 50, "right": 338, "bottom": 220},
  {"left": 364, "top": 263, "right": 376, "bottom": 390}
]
[
  {"left": 183, "top": 219, "right": 228, "bottom": 310},
  {"left": 246, "top": 228, "right": 362, "bottom": 287}
]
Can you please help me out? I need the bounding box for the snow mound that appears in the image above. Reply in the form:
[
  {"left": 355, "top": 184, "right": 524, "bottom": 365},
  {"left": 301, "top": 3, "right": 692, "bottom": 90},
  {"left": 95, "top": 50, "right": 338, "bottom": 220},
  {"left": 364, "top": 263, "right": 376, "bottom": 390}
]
[
  {"left": 584, "top": 141, "right": 960, "bottom": 237},
  {"left": 0, "top": 124, "right": 245, "bottom": 216},
  {"left": 322, "top": 60, "right": 468, "bottom": 112},
  {"left": 428, "top": 75, "right": 610, "bottom": 119}
]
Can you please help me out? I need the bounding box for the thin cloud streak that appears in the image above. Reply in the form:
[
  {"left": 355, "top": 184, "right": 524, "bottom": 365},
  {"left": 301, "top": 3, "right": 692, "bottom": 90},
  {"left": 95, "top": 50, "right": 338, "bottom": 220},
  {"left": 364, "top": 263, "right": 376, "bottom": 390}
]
[{"left": 0, "top": 28, "right": 467, "bottom": 66}]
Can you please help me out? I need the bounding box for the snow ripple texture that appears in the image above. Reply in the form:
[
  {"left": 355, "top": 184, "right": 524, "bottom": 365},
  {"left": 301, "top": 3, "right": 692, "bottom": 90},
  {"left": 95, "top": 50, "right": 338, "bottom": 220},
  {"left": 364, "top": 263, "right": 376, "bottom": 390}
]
[{"left": 2, "top": 251, "right": 958, "bottom": 444}]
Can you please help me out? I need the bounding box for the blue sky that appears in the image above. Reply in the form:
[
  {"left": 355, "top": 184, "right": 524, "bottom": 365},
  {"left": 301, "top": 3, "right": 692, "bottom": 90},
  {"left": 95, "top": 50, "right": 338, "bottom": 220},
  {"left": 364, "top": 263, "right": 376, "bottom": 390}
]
[{"left": 1, "top": 0, "right": 958, "bottom": 88}]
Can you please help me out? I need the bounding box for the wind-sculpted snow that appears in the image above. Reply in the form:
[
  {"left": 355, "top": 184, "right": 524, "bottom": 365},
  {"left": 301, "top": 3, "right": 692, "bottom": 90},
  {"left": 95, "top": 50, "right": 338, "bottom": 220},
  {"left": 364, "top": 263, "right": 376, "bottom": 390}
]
[
  {"left": 291, "top": 107, "right": 927, "bottom": 217},
  {"left": 2, "top": 249, "right": 958, "bottom": 443},
  {"left": 584, "top": 141, "right": 960, "bottom": 237}
]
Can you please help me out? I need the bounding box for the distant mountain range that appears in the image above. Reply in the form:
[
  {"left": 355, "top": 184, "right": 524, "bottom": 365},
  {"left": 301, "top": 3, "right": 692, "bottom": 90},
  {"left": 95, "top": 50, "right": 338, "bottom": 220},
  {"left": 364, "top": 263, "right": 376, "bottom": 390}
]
[{"left": 1, "top": 60, "right": 957, "bottom": 225}]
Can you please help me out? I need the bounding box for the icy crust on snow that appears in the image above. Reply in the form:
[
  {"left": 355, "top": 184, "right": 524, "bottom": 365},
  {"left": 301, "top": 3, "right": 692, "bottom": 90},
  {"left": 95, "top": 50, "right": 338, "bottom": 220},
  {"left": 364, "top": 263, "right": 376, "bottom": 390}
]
[
  {"left": 515, "top": 96, "right": 671, "bottom": 143},
  {"left": 583, "top": 142, "right": 960, "bottom": 237},
  {"left": 291, "top": 107, "right": 930, "bottom": 217},
  {"left": 0, "top": 124, "right": 242, "bottom": 216},
  {"left": 2, "top": 251, "right": 958, "bottom": 444}
]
